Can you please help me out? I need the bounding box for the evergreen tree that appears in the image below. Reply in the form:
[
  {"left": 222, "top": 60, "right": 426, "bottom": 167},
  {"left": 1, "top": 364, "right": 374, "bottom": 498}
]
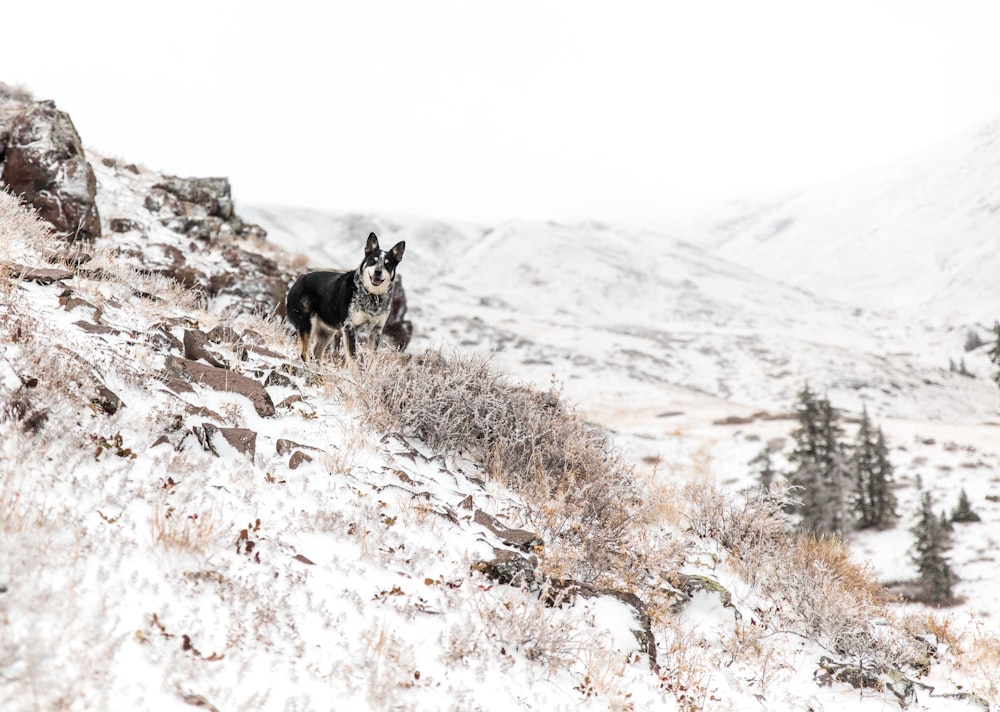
[
  {"left": 850, "top": 407, "right": 897, "bottom": 529},
  {"left": 910, "top": 491, "right": 955, "bottom": 604},
  {"left": 750, "top": 444, "right": 777, "bottom": 491},
  {"left": 787, "top": 385, "right": 848, "bottom": 536},
  {"left": 989, "top": 321, "right": 1000, "bottom": 392},
  {"left": 950, "top": 488, "right": 981, "bottom": 523}
]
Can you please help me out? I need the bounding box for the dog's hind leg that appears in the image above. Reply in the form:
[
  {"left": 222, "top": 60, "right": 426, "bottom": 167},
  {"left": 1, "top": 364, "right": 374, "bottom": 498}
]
[
  {"left": 312, "top": 329, "right": 337, "bottom": 362},
  {"left": 298, "top": 330, "right": 312, "bottom": 362}
]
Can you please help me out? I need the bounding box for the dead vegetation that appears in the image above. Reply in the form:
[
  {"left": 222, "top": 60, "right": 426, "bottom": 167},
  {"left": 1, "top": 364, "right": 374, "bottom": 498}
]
[{"left": 351, "top": 348, "right": 645, "bottom": 585}]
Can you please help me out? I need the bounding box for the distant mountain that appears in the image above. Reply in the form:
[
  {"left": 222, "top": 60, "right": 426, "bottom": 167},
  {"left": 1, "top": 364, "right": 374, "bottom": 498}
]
[{"left": 678, "top": 118, "right": 1000, "bottom": 326}]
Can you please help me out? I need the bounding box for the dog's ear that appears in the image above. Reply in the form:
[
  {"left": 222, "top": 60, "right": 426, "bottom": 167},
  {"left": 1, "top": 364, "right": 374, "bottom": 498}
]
[
  {"left": 365, "top": 232, "right": 380, "bottom": 255},
  {"left": 390, "top": 241, "right": 405, "bottom": 263}
]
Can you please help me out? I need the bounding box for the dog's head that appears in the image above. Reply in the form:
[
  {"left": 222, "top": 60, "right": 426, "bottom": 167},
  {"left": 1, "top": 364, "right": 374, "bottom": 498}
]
[{"left": 360, "top": 232, "right": 405, "bottom": 296}]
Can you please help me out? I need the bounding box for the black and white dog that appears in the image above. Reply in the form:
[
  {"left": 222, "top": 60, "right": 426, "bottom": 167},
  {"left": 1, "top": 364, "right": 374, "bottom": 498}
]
[{"left": 285, "top": 232, "right": 405, "bottom": 363}]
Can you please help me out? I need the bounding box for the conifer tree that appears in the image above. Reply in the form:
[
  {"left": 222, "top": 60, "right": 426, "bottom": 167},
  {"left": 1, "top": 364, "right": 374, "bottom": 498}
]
[
  {"left": 787, "top": 385, "right": 848, "bottom": 536},
  {"left": 750, "top": 444, "right": 777, "bottom": 491},
  {"left": 850, "top": 407, "right": 897, "bottom": 529},
  {"left": 950, "top": 488, "right": 981, "bottom": 523},
  {"left": 910, "top": 491, "right": 955, "bottom": 604},
  {"left": 990, "top": 321, "right": 1000, "bottom": 392}
]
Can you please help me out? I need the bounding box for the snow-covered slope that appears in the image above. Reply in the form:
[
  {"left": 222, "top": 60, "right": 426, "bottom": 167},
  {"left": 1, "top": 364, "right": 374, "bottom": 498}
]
[
  {"left": 244, "top": 113, "right": 1000, "bottom": 707},
  {"left": 678, "top": 118, "right": 1000, "bottom": 326},
  {"left": 5, "top": 95, "right": 1000, "bottom": 710}
]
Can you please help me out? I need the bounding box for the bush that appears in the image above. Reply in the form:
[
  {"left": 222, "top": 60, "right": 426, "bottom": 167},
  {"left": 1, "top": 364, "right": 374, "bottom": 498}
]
[{"left": 351, "top": 349, "right": 643, "bottom": 584}]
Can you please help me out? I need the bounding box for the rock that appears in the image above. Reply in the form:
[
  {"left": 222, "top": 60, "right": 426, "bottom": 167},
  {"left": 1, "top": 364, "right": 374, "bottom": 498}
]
[
  {"left": 8, "top": 263, "right": 73, "bottom": 284},
  {"left": 109, "top": 218, "right": 143, "bottom": 234},
  {"left": 183, "top": 329, "right": 227, "bottom": 368},
  {"left": 91, "top": 386, "right": 124, "bottom": 415},
  {"left": 288, "top": 451, "right": 312, "bottom": 469},
  {"left": 473, "top": 549, "right": 537, "bottom": 587},
  {"left": 165, "top": 356, "right": 275, "bottom": 417},
  {"left": 152, "top": 176, "right": 234, "bottom": 220},
  {"left": 264, "top": 370, "right": 292, "bottom": 388},
  {"left": 74, "top": 320, "right": 122, "bottom": 336},
  {"left": 206, "top": 326, "right": 241, "bottom": 344},
  {"left": 2, "top": 100, "right": 100, "bottom": 240},
  {"left": 670, "top": 573, "right": 741, "bottom": 621},
  {"left": 473, "top": 509, "right": 543, "bottom": 552},
  {"left": 219, "top": 427, "right": 256, "bottom": 458},
  {"left": 276, "top": 438, "right": 315, "bottom": 456},
  {"left": 192, "top": 423, "right": 256, "bottom": 458}
]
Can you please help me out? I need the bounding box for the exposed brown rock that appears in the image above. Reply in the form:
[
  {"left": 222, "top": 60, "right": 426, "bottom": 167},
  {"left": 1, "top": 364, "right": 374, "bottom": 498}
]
[
  {"left": 473, "top": 549, "right": 537, "bottom": 587},
  {"left": 473, "top": 509, "right": 543, "bottom": 552},
  {"left": 2, "top": 100, "right": 100, "bottom": 240},
  {"left": 109, "top": 218, "right": 143, "bottom": 233},
  {"left": 218, "top": 427, "right": 256, "bottom": 458},
  {"left": 7, "top": 262, "right": 73, "bottom": 284},
  {"left": 166, "top": 356, "right": 275, "bottom": 417},
  {"left": 92, "top": 386, "right": 124, "bottom": 415},
  {"left": 74, "top": 320, "right": 122, "bottom": 336},
  {"left": 153, "top": 176, "right": 234, "bottom": 220},
  {"left": 183, "top": 329, "right": 227, "bottom": 368}
]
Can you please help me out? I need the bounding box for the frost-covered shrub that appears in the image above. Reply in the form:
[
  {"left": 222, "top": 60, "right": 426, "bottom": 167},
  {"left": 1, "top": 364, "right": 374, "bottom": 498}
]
[{"left": 352, "top": 349, "right": 643, "bottom": 584}]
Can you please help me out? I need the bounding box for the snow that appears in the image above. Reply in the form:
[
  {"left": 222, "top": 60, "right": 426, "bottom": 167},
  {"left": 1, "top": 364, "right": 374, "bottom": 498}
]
[{"left": 3, "top": 109, "right": 1000, "bottom": 710}]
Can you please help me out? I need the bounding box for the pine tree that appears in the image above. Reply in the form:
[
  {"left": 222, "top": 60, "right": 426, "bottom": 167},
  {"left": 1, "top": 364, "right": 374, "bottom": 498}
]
[
  {"left": 787, "top": 385, "right": 848, "bottom": 536},
  {"left": 950, "top": 488, "right": 981, "bottom": 523},
  {"left": 910, "top": 491, "right": 955, "bottom": 604},
  {"left": 989, "top": 321, "right": 1000, "bottom": 392},
  {"left": 750, "top": 444, "right": 777, "bottom": 491},
  {"left": 850, "top": 407, "right": 897, "bottom": 529}
]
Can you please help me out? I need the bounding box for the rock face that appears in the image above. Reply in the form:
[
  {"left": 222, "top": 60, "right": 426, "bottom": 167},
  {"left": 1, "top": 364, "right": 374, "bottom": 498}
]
[{"left": 1, "top": 100, "right": 101, "bottom": 241}]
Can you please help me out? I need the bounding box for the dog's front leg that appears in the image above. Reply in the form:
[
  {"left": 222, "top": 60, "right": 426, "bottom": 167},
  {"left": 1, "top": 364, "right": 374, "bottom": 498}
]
[{"left": 343, "top": 324, "right": 359, "bottom": 363}]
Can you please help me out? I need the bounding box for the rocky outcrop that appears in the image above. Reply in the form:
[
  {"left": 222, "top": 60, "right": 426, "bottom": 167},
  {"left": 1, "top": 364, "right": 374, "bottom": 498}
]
[
  {"left": 1, "top": 99, "right": 101, "bottom": 241},
  {"left": 145, "top": 174, "right": 263, "bottom": 243}
]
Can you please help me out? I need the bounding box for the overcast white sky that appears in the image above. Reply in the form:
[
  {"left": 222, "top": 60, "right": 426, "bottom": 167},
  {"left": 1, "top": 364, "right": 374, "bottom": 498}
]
[{"left": 7, "top": 1, "right": 1000, "bottom": 224}]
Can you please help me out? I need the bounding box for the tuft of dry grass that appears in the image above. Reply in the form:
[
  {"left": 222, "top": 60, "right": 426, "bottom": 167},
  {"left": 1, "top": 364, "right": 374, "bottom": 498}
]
[{"left": 150, "top": 502, "right": 228, "bottom": 557}]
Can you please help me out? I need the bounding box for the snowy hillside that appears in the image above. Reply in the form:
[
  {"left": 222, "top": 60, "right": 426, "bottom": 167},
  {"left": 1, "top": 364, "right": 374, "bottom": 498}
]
[
  {"left": 245, "top": 114, "right": 1000, "bottom": 707},
  {"left": 3, "top": 84, "right": 1000, "bottom": 711},
  {"left": 676, "top": 118, "right": 1000, "bottom": 327}
]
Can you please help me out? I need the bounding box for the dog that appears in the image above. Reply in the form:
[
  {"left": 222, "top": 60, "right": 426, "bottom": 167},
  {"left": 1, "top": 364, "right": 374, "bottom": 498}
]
[{"left": 285, "top": 232, "right": 405, "bottom": 364}]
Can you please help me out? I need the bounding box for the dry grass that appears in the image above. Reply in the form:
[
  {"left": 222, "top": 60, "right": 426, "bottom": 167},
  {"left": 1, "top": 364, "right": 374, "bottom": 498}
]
[
  {"left": 150, "top": 501, "right": 228, "bottom": 557},
  {"left": 348, "top": 348, "right": 644, "bottom": 585},
  {"left": 958, "top": 620, "right": 1000, "bottom": 703},
  {"left": 473, "top": 585, "right": 585, "bottom": 679},
  {"left": 682, "top": 481, "right": 931, "bottom": 675}
]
